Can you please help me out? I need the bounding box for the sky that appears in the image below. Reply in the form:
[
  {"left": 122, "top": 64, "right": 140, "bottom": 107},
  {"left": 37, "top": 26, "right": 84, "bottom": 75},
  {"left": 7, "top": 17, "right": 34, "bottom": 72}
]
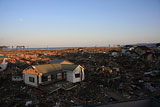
[{"left": 0, "top": 0, "right": 160, "bottom": 48}]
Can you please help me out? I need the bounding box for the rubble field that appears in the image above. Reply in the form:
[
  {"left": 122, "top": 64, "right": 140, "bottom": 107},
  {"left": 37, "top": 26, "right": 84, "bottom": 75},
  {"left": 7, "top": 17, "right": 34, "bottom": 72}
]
[{"left": 0, "top": 47, "right": 160, "bottom": 107}]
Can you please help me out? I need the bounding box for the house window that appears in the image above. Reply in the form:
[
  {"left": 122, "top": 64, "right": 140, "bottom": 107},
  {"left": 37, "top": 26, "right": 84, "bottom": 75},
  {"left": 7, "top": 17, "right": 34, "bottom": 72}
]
[
  {"left": 62, "top": 72, "right": 66, "bottom": 79},
  {"left": 75, "top": 73, "right": 80, "bottom": 78},
  {"left": 29, "top": 77, "right": 34, "bottom": 83},
  {"left": 48, "top": 75, "right": 51, "bottom": 81},
  {"left": 51, "top": 74, "right": 56, "bottom": 80},
  {"left": 42, "top": 76, "right": 48, "bottom": 82},
  {"left": 57, "top": 73, "right": 62, "bottom": 80}
]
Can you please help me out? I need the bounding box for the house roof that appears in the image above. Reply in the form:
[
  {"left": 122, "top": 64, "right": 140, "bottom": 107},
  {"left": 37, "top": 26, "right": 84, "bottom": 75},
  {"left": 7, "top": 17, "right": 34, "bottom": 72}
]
[
  {"left": 34, "top": 64, "right": 61, "bottom": 74},
  {"left": 33, "top": 64, "right": 79, "bottom": 74},
  {"left": 49, "top": 59, "right": 73, "bottom": 64},
  {"left": 61, "top": 64, "right": 78, "bottom": 71}
]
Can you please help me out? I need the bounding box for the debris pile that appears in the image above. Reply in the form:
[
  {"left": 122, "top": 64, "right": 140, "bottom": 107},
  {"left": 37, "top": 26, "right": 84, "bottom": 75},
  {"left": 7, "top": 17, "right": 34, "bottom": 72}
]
[{"left": 0, "top": 46, "right": 160, "bottom": 106}]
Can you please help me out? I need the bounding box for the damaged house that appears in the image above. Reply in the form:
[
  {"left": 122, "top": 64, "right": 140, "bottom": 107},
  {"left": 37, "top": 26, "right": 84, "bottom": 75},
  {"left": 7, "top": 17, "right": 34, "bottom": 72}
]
[
  {"left": 22, "top": 63, "right": 85, "bottom": 87},
  {"left": 0, "top": 55, "right": 8, "bottom": 72}
]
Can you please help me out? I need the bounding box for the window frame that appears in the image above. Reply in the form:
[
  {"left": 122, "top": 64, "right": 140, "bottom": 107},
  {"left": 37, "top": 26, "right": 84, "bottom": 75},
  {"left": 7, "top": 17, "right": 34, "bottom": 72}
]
[
  {"left": 42, "top": 76, "right": 48, "bottom": 82},
  {"left": 57, "top": 73, "right": 62, "bottom": 80},
  {"left": 75, "top": 73, "right": 80, "bottom": 78}
]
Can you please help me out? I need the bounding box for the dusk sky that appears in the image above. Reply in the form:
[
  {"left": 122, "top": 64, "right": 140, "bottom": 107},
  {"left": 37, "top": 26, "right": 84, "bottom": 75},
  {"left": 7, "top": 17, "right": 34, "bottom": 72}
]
[{"left": 0, "top": 0, "right": 160, "bottom": 48}]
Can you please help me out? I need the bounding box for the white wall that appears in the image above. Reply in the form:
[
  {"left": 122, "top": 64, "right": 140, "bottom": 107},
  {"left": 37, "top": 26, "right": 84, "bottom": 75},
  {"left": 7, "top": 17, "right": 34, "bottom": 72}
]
[
  {"left": 73, "top": 67, "right": 81, "bottom": 83},
  {"left": 81, "top": 68, "right": 85, "bottom": 80},
  {"left": 67, "top": 71, "right": 73, "bottom": 82},
  {"left": 67, "top": 66, "right": 85, "bottom": 83},
  {"left": 24, "top": 74, "right": 38, "bottom": 87},
  {"left": 0, "top": 58, "right": 8, "bottom": 72},
  {"left": 38, "top": 75, "right": 42, "bottom": 84}
]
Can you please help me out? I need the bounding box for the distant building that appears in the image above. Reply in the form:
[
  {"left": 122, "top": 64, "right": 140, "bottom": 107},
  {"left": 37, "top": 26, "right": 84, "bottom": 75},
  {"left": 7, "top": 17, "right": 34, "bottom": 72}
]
[
  {"left": 0, "top": 55, "right": 8, "bottom": 72},
  {"left": 23, "top": 63, "right": 85, "bottom": 87}
]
